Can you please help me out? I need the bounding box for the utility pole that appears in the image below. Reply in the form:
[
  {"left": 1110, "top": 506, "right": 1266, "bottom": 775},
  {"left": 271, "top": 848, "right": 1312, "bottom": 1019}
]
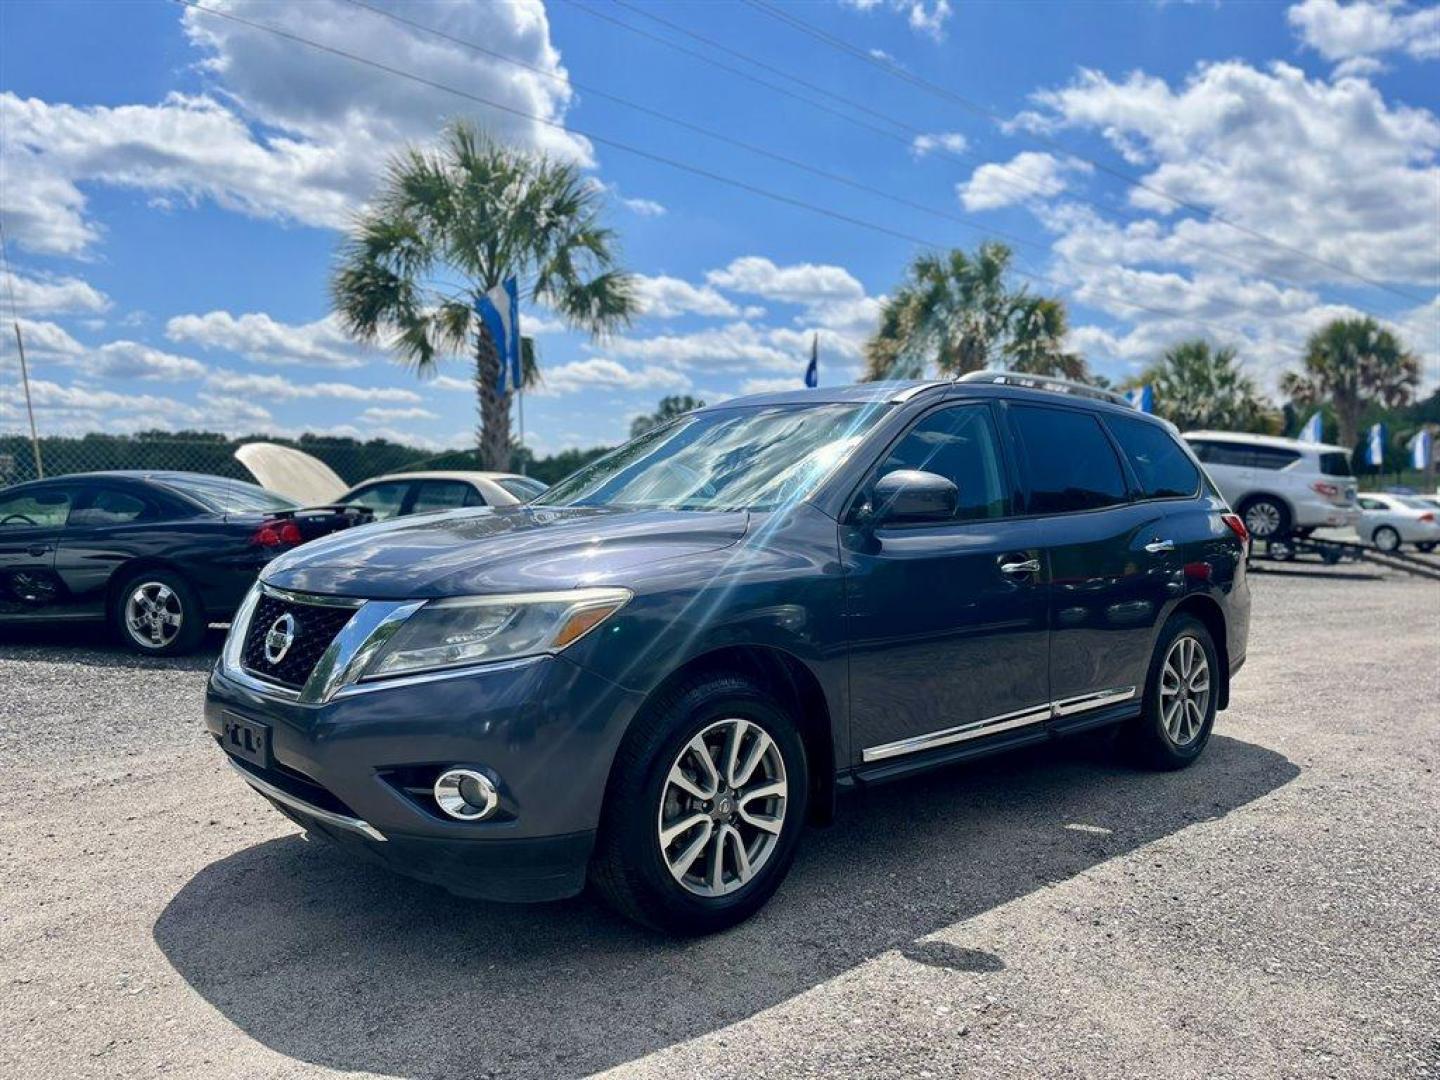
[{"left": 12, "top": 319, "right": 43, "bottom": 478}]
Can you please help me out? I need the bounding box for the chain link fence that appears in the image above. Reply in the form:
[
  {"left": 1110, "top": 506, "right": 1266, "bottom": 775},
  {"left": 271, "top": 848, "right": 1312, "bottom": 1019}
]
[{"left": 0, "top": 431, "right": 455, "bottom": 489}]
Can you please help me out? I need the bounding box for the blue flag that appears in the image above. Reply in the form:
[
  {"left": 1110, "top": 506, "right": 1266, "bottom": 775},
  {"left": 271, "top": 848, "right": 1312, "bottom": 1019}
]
[
  {"left": 1298, "top": 412, "right": 1323, "bottom": 443},
  {"left": 1411, "top": 428, "right": 1434, "bottom": 471},
  {"left": 1366, "top": 422, "right": 1387, "bottom": 467},
  {"left": 1126, "top": 385, "right": 1154, "bottom": 413},
  {"left": 804, "top": 334, "right": 818, "bottom": 388},
  {"left": 475, "top": 277, "right": 521, "bottom": 394}
]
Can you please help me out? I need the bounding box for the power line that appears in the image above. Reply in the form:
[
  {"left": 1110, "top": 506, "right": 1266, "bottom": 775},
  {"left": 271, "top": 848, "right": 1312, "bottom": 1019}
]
[
  {"left": 742, "top": 0, "right": 1429, "bottom": 305},
  {"left": 341, "top": 0, "right": 1228, "bottom": 308},
  {"left": 582, "top": 0, "right": 1416, "bottom": 318},
  {"left": 171, "top": 0, "right": 1326, "bottom": 356},
  {"left": 0, "top": 218, "right": 45, "bottom": 478}
]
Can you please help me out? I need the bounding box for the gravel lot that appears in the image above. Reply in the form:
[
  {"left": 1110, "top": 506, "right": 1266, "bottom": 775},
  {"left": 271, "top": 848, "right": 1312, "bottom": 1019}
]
[{"left": 2, "top": 567, "right": 1437, "bottom": 1079}]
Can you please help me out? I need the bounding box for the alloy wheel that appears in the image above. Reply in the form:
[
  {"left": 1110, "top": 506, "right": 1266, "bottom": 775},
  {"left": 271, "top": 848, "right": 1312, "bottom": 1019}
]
[
  {"left": 1159, "top": 635, "right": 1210, "bottom": 747},
  {"left": 1244, "top": 501, "right": 1282, "bottom": 538},
  {"left": 1374, "top": 527, "right": 1400, "bottom": 552},
  {"left": 125, "top": 582, "right": 183, "bottom": 649},
  {"left": 657, "top": 717, "right": 788, "bottom": 898}
]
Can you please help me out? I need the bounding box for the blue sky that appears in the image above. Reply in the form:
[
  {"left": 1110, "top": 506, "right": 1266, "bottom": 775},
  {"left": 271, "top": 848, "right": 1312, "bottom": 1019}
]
[{"left": 2, "top": 0, "right": 1436, "bottom": 456}]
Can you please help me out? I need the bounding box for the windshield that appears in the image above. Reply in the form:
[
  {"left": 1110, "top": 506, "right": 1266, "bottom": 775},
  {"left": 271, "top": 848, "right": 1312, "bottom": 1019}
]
[
  {"left": 497, "top": 477, "right": 548, "bottom": 502},
  {"left": 534, "top": 402, "right": 890, "bottom": 512},
  {"left": 161, "top": 475, "right": 297, "bottom": 513}
]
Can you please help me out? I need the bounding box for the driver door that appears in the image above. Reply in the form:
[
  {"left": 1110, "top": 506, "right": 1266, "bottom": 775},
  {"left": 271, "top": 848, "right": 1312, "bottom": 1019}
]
[
  {"left": 0, "top": 484, "right": 79, "bottom": 617},
  {"left": 841, "top": 402, "right": 1052, "bottom": 769}
]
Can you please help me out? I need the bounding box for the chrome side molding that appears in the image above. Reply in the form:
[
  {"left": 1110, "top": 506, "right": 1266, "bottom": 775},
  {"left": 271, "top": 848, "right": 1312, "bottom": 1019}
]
[
  {"left": 861, "top": 685, "right": 1137, "bottom": 763},
  {"left": 227, "top": 758, "right": 387, "bottom": 842}
]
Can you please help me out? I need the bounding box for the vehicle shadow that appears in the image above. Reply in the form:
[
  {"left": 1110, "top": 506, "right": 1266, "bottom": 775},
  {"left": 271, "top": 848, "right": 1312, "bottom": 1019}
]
[
  {"left": 154, "top": 733, "right": 1296, "bottom": 1079},
  {"left": 0, "top": 622, "right": 225, "bottom": 669}
]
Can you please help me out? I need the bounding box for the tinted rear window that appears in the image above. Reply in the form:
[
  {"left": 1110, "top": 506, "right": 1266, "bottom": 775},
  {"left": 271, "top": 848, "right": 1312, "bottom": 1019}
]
[
  {"left": 1319, "top": 452, "right": 1352, "bottom": 477},
  {"left": 161, "top": 475, "right": 296, "bottom": 513},
  {"left": 1010, "top": 405, "right": 1128, "bottom": 514},
  {"left": 1107, "top": 415, "right": 1199, "bottom": 499}
]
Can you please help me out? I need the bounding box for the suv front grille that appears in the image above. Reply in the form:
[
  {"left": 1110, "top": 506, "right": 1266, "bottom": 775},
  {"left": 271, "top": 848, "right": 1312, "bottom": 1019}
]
[{"left": 240, "top": 593, "right": 356, "bottom": 689}]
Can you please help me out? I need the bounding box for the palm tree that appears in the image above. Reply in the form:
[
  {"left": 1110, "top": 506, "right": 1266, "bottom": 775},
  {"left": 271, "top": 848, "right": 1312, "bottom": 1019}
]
[
  {"left": 1280, "top": 317, "right": 1420, "bottom": 451},
  {"left": 332, "top": 121, "right": 637, "bottom": 469},
  {"left": 862, "top": 242, "right": 1088, "bottom": 382},
  {"left": 1131, "top": 340, "right": 1275, "bottom": 432},
  {"left": 630, "top": 394, "right": 706, "bottom": 439}
]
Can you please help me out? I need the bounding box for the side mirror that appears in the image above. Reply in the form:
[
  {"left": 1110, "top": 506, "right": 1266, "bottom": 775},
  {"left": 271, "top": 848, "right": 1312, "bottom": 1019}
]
[{"left": 871, "top": 470, "right": 958, "bottom": 525}]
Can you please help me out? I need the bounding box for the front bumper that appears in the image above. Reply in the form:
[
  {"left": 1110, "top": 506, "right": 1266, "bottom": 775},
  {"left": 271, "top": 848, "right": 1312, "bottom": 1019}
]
[{"left": 206, "top": 652, "right": 645, "bottom": 902}]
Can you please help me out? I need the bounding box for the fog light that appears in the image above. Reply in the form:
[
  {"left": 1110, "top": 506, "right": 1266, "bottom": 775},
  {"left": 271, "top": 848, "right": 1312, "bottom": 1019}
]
[{"left": 433, "top": 768, "right": 499, "bottom": 821}]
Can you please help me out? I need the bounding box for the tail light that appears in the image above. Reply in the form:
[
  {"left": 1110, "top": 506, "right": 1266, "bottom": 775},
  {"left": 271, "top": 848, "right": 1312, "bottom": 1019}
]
[
  {"left": 1221, "top": 512, "right": 1249, "bottom": 552},
  {"left": 252, "top": 519, "right": 303, "bottom": 547},
  {"left": 1421, "top": 512, "right": 1436, "bottom": 524},
  {"left": 1311, "top": 481, "right": 1341, "bottom": 499}
]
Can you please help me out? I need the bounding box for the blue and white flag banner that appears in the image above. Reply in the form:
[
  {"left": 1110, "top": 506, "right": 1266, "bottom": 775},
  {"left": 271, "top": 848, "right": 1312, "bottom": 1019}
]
[
  {"left": 804, "top": 334, "right": 818, "bottom": 388},
  {"left": 1126, "top": 385, "right": 1155, "bottom": 413},
  {"left": 475, "top": 277, "right": 522, "bottom": 395},
  {"left": 1366, "top": 422, "right": 1387, "bottom": 468},
  {"left": 1298, "top": 412, "right": 1323, "bottom": 443},
  {"left": 1410, "top": 428, "right": 1434, "bottom": 471}
]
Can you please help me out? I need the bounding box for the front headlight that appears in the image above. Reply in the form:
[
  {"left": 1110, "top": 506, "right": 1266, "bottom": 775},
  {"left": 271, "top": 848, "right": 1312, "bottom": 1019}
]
[{"left": 359, "top": 587, "right": 631, "bottom": 680}]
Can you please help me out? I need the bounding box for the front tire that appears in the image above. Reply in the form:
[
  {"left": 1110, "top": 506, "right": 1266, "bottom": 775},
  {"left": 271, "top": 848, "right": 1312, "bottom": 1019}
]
[
  {"left": 1415, "top": 541, "right": 1435, "bottom": 554},
  {"left": 1372, "top": 526, "right": 1401, "bottom": 552},
  {"left": 113, "top": 568, "right": 206, "bottom": 656},
  {"left": 590, "top": 672, "right": 808, "bottom": 934},
  {"left": 1124, "top": 615, "right": 1219, "bottom": 771}
]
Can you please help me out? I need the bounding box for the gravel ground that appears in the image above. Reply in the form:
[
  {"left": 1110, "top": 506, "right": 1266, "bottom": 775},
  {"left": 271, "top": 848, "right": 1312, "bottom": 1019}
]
[{"left": 1, "top": 568, "right": 1437, "bottom": 1080}]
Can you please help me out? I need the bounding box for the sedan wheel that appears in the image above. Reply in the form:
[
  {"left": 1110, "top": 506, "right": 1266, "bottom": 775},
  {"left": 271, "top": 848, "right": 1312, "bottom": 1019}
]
[
  {"left": 1159, "top": 635, "right": 1211, "bottom": 747},
  {"left": 1373, "top": 526, "right": 1401, "bottom": 552},
  {"left": 125, "top": 581, "right": 184, "bottom": 650},
  {"left": 657, "top": 718, "right": 788, "bottom": 898}
]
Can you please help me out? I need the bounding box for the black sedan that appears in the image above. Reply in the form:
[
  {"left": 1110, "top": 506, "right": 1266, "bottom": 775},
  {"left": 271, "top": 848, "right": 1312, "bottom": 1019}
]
[{"left": 0, "top": 471, "right": 370, "bottom": 655}]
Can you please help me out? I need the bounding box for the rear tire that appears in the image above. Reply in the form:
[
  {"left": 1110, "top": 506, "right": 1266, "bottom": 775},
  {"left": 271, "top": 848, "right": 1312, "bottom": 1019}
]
[
  {"left": 1415, "top": 541, "right": 1436, "bottom": 554},
  {"left": 112, "top": 568, "right": 206, "bottom": 656},
  {"left": 1372, "top": 526, "right": 1401, "bottom": 552},
  {"left": 590, "top": 672, "right": 808, "bottom": 935},
  {"left": 1238, "top": 495, "right": 1289, "bottom": 542},
  {"left": 1124, "top": 614, "right": 1219, "bottom": 771}
]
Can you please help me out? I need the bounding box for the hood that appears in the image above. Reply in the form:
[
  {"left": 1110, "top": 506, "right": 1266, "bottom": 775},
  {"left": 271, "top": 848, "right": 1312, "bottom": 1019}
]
[{"left": 261, "top": 505, "right": 750, "bottom": 599}]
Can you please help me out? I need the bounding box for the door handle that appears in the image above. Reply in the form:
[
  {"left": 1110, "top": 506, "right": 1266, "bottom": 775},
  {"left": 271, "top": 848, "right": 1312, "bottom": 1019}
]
[
  {"left": 999, "top": 558, "right": 1041, "bottom": 576},
  {"left": 1144, "top": 539, "right": 1175, "bottom": 554}
]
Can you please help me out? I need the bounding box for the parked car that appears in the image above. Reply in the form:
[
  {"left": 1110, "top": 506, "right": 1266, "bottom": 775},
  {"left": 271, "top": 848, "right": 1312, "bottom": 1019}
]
[
  {"left": 207, "top": 374, "right": 1251, "bottom": 933},
  {"left": 1355, "top": 492, "right": 1440, "bottom": 552},
  {"left": 335, "top": 470, "right": 548, "bottom": 520},
  {"left": 1182, "top": 431, "right": 1359, "bottom": 543},
  {"left": 0, "top": 471, "right": 370, "bottom": 655}
]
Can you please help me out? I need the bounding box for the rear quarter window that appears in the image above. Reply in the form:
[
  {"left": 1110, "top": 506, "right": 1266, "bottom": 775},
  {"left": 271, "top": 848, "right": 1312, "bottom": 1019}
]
[
  {"left": 1107, "top": 415, "right": 1200, "bottom": 499},
  {"left": 1318, "top": 452, "right": 1352, "bottom": 477}
]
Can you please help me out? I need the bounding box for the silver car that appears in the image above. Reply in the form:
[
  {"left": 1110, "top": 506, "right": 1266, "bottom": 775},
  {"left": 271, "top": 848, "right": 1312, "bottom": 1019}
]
[{"left": 336, "top": 470, "right": 548, "bottom": 521}]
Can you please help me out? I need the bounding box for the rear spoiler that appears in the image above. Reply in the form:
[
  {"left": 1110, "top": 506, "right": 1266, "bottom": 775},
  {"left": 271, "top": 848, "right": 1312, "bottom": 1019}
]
[{"left": 268, "top": 504, "right": 370, "bottom": 518}]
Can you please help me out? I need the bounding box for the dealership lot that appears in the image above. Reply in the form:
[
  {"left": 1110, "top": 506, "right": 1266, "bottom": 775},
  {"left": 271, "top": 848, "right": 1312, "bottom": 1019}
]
[{"left": 1, "top": 569, "right": 1436, "bottom": 1080}]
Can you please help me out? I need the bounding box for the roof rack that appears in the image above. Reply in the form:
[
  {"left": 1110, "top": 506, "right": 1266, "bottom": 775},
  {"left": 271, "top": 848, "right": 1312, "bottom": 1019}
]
[{"left": 958, "top": 370, "right": 1132, "bottom": 409}]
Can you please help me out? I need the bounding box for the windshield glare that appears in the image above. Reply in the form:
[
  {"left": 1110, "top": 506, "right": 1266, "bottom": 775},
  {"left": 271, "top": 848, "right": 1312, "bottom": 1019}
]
[
  {"left": 163, "top": 476, "right": 297, "bottom": 513},
  {"left": 535, "top": 403, "right": 890, "bottom": 512}
]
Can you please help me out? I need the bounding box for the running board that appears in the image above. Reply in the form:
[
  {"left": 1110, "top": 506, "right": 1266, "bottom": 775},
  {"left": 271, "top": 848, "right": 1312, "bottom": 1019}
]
[{"left": 860, "top": 686, "right": 1137, "bottom": 764}]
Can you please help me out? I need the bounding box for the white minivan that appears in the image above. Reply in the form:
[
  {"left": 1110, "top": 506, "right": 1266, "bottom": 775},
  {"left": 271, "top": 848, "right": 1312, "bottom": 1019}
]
[{"left": 1183, "top": 431, "right": 1360, "bottom": 541}]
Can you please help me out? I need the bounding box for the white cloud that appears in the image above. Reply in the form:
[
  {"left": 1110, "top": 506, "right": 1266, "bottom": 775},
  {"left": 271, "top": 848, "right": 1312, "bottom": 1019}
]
[
  {"left": 631, "top": 274, "right": 741, "bottom": 319},
  {"left": 537, "top": 357, "right": 691, "bottom": 395},
  {"left": 360, "top": 405, "right": 439, "bottom": 422},
  {"left": 165, "top": 310, "right": 372, "bottom": 368},
  {"left": 958, "top": 151, "right": 1093, "bottom": 211},
  {"left": 0, "top": 378, "right": 276, "bottom": 436},
  {"left": 1017, "top": 61, "right": 1440, "bottom": 287},
  {"left": 205, "top": 369, "right": 421, "bottom": 403},
  {"left": 8, "top": 318, "right": 85, "bottom": 358},
  {"left": 739, "top": 376, "right": 805, "bottom": 396},
  {"left": 839, "top": 0, "right": 954, "bottom": 41},
  {"left": 0, "top": 271, "right": 109, "bottom": 316},
  {"left": 621, "top": 196, "right": 667, "bottom": 217},
  {"left": 707, "top": 256, "right": 865, "bottom": 303},
  {"left": 2, "top": 0, "right": 586, "bottom": 255},
  {"left": 607, "top": 322, "right": 794, "bottom": 371},
  {"left": 1287, "top": 0, "right": 1440, "bottom": 64},
  {"left": 87, "top": 342, "right": 207, "bottom": 381},
  {"left": 910, "top": 131, "right": 968, "bottom": 158}
]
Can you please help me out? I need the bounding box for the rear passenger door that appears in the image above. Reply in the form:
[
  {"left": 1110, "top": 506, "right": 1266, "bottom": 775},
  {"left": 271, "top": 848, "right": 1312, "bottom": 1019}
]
[
  {"left": 1004, "top": 404, "right": 1179, "bottom": 728},
  {"left": 55, "top": 484, "right": 164, "bottom": 617}
]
